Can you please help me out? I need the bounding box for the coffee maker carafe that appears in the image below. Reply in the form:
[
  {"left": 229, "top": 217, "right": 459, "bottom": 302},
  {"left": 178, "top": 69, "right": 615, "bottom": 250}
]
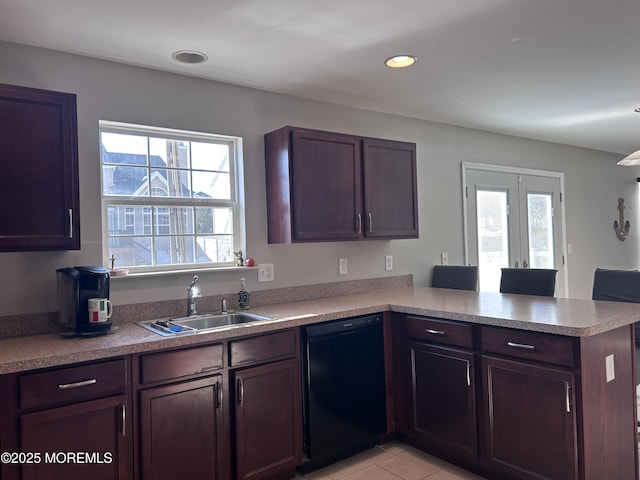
[{"left": 56, "top": 266, "right": 111, "bottom": 336}]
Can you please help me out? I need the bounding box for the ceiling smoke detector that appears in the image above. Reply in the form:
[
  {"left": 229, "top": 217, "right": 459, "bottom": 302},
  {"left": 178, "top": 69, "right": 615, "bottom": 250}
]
[{"left": 172, "top": 50, "right": 208, "bottom": 64}]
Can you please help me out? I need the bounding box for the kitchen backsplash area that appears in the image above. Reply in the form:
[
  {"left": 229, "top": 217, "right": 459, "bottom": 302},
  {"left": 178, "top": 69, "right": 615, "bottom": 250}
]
[{"left": 0, "top": 274, "right": 412, "bottom": 338}]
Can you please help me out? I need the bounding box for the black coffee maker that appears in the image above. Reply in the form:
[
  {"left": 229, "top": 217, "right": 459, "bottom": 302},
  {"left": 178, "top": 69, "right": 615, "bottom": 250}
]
[{"left": 56, "top": 266, "right": 111, "bottom": 336}]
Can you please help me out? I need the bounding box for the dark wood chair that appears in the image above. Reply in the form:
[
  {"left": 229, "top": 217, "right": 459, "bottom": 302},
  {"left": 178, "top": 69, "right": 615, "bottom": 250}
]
[
  {"left": 499, "top": 268, "right": 557, "bottom": 297},
  {"left": 592, "top": 268, "right": 640, "bottom": 345},
  {"left": 431, "top": 265, "right": 478, "bottom": 291}
]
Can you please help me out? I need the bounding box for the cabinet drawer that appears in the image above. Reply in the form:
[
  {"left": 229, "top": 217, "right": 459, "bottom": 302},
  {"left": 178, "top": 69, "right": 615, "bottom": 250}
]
[
  {"left": 140, "top": 343, "right": 224, "bottom": 384},
  {"left": 230, "top": 329, "right": 298, "bottom": 367},
  {"left": 406, "top": 316, "right": 474, "bottom": 349},
  {"left": 481, "top": 326, "right": 574, "bottom": 367},
  {"left": 20, "top": 358, "right": 126, "bottom": 410}
]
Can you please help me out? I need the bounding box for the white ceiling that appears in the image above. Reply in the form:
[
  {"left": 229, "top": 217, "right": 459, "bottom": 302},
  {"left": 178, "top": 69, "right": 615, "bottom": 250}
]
[{"left": 2, "top": 0, "right": 639, "bottom": 156}]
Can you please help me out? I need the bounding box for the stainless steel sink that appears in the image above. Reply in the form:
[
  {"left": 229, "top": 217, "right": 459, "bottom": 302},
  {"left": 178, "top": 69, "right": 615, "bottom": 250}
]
[{"left": 137, "top": 312, "right": 272, "bottom": 336}]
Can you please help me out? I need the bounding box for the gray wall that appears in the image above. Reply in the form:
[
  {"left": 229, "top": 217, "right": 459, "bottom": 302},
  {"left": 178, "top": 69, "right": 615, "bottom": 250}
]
[{"left": 1, "top": 40, "right": 638, "bottom": 317}]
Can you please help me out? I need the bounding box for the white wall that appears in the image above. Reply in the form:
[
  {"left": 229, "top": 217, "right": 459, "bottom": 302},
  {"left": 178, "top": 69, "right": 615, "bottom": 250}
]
[{"left": 1, "top": 40, "right": 638, "bottom": 316}]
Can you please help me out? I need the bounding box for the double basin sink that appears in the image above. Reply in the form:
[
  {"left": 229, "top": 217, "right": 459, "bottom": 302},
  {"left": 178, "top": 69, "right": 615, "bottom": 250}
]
[{"left": 137, "top": 311, "right": 273, "bottom": 337}]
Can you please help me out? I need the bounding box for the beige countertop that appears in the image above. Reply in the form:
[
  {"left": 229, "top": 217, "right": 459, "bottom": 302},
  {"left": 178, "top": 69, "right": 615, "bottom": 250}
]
[{"left": 2, "top": 286, "right": 640, "bottom": 375}]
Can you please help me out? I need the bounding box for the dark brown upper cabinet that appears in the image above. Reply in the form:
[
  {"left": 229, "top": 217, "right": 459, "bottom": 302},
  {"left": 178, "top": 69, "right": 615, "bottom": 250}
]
[
  {"left": 264, "top": 126, "right": 418, "bottom": 243},
  {"left": 0, "top": 83, "right": 80, "bottom": 251}
]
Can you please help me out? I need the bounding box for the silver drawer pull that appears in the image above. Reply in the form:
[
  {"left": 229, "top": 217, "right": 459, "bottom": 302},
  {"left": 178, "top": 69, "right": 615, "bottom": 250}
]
[
  {"left": 425, "top": 329, "right": 445, "bottom": 335},
  {"left": 507, "top": 341, "right": 535, "bottom": 350},
  {"left": 58, "top": 378, "right": 97, "bottom": 390}
]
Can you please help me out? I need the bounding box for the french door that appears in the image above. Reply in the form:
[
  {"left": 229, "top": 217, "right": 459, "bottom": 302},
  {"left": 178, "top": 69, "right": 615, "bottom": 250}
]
[{"left": 463, "top": 164, "right": 566, "bottom": 296}]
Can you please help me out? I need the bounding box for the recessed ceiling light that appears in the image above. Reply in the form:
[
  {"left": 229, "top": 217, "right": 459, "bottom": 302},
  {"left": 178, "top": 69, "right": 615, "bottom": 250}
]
[
  {"left": 385, "top": 55, "right": 417, "bottom": 68},
  {"left": 172, "top": 50, "right": 208, "bottom": 64},
  {"left": 634, "top": 107, "right": 640, "bottom": 113}
]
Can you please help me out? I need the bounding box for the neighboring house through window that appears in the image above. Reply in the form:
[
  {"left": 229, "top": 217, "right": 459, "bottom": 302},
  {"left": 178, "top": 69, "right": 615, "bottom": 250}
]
[{"left": 100, "top": 121, "right": 245, "bottom": 272}]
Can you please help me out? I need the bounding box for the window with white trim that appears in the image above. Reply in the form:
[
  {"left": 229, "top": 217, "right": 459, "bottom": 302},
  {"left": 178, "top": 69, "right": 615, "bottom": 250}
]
[{"left": 100, "top": 121, "right": 245, "bottom": 272}]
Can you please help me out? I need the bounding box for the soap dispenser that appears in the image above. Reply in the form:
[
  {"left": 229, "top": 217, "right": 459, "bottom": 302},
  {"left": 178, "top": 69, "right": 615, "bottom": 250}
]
[{"left": 238, "top": 278, "right": 250, "bottom": 310}]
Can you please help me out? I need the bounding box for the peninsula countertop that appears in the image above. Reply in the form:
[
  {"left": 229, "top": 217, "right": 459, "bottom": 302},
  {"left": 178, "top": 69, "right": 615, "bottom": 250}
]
[{"left": 2, "top": 286, "right": 640, "bottom": 375}]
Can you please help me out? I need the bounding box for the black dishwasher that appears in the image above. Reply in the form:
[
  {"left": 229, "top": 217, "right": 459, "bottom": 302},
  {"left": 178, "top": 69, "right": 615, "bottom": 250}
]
[{"left": 299, "top": 314, "right": 386, "bottom": 473}]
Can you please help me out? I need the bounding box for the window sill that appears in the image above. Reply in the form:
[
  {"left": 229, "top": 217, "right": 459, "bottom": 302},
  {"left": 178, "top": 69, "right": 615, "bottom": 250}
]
[{"left": 110, "top": 266, "right": 258, "bottom": 279}]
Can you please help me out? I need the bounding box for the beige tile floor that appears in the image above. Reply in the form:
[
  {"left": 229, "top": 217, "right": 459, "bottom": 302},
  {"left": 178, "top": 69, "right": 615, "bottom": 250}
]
[{"left": 296, "top": 442, "right": 487, "bottom": 480}]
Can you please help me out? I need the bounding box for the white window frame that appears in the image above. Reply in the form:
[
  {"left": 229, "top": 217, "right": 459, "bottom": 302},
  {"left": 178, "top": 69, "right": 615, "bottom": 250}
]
[{"left": 99, "top": 120, "right": 246, "bottom": 274}]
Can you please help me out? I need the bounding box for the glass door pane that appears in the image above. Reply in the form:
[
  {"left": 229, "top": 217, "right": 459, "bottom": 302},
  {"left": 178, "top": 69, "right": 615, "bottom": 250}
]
[
  {"left": 527, "top": 193, "right": 555, "bottom": 269},
  {"left": 476, "top": 190, "right": 510, "bottom": 292},
  {"left": 464, "top": 165, "right": 565, "bottom": 296}
]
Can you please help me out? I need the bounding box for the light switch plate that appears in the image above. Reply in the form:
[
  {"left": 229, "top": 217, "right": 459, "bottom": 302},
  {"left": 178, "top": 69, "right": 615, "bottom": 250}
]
[
  {"left": 257, "top": 263, "right": 274, "bottom": 282},
  {"left": 339, "top": 258, "right": 348, "bottom": 275},
  {"left": 441, "top": 252, "right": 449, "bottom": 265},
  {"left": 605, "top": 354, "right": 615, "bottom": 382},
  {"left": 385, "top": 255, "right": 393, "bottom": 271}
]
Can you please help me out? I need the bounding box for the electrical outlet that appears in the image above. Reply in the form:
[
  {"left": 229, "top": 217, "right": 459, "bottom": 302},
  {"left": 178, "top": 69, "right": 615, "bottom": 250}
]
[
  {"left": 441, "top": 252, "right": 449, "bottom": 265},
  {"left": 339, "top": 258, "right": 348, "bottom": 275},
  {"left": 257, "top": 263, "right": 274, "bottom": 282},
  {"left": 385, "top": 255, "right": 393, "bottom": 271}
]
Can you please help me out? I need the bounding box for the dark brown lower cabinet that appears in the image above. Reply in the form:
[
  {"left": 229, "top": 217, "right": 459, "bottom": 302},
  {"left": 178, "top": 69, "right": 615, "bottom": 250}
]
[
  {"left": 481, "top": 356, "right": 578, "bottom": 480},
  {"left": 409, "top": 342, "right": 477, "bottom": 460},
  {"left": 139, "top": 376, "right": 225, "bottom": 480},
  {"left": 20, "top": 394, "right": 130, "bottom": 480},
  {"left": 233, "top": 358, "right": 302, "bottom": 480}
]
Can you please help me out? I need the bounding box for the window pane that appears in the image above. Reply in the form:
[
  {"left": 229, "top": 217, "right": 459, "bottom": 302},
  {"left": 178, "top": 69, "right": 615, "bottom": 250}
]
[
  {"left": 192, "top": 171, "right": 231, "bottom": 199},
  {"left": 192, "top": 142, "right": 229, "bottom": 171},
  {"left": 102, "top": 166, "right": 149, "bottom": 196},
  {"left": 154, "top": 236, "right": 195, "bottom": 265},
  {"left": 108, "top": 236, "right": 152, "bottom": 267},
  {"left": 107, "top": 205, "right": 152, "bottom": 236},
  {"left": 476, "top": 190, "right": 510, "bottom": 292},
  {"left": 149, "top": 137, "right": 190, "bottom": 169},
  {"left": 101, "top": 132, "right": 148, "bottom": 165},
  {"left": 196, "top": 235, "right": 233, "bottom": 263},
  {"left": 196, "top": 207, "right": 232, "bottom": 234},
  {"left": 154, "top": 207, "right": 194, "bottom": 235},
  {"left": 149, "top": 168, "right": 191, "bottom": 198},
  {"left": 528, "top": 193, "right": 555, "bottom": 269}
]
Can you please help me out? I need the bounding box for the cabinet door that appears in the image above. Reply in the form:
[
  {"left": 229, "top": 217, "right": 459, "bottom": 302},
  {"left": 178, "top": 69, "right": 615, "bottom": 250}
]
[
  {"left": 234, "top": 358, "right": 302, "bottom": 480},
  {"left": 410, "top": 342, "right": 477, "bottom": 459},
  {"left": 139, "top": 376, "right": 227, "bottom": 480},
  {"left": 482, "top": 356, "right": 578, "bottom": 480},
  {"left": 291, "top": 129, "right": 362, "bottom": 241},
  {"left": 0, "top": 84, "right": 80, "bottom": 251},
  {"left": 20, "top": 394, "right": 130, "bottom": 480},
  {"left": 362, "top": 138, "right": 418, "bottom": 238}
]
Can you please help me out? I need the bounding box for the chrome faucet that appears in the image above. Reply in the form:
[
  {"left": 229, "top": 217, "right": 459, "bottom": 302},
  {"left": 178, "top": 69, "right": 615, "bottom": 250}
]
[
  {"left": 187, "top": 275, "right": 201, "bottom": 316},
  {"left": 220, "top": 295, "right": 228, "bottom": 314}
]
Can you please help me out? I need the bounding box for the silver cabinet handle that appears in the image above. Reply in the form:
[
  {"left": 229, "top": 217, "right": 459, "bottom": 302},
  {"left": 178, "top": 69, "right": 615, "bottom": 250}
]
[
  {"left": 216, "top": 381, "right": 223, "bottom": 409},
  {"left": 68, "top": 209, "right": 73, "bottom": 239},
  {"left": 425, "top": 329, "right": 445, "bottom": 335},
  {"left": 368, "top": 212, "right": 373, "bottom": 233},
  {"left": 466, "top": 360, "right": 471, "bottom": 387},
  {"left": 237, "top": 378, "right": 244, "bottom": 406},
  {"left": 565, "top": 381, "right": 571, "bottom": 413},
  {"left": 58, "top": 378, "right": 97, "bottom": 390},
  {"left": 121, "top": 404, "right": 126, "bottom": 437},
  {"left": 507, "top": 342, "right": 535, "bottom": 350},
  {"left": 357, "top": 213, "right": 362, "bottom": 234}
]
